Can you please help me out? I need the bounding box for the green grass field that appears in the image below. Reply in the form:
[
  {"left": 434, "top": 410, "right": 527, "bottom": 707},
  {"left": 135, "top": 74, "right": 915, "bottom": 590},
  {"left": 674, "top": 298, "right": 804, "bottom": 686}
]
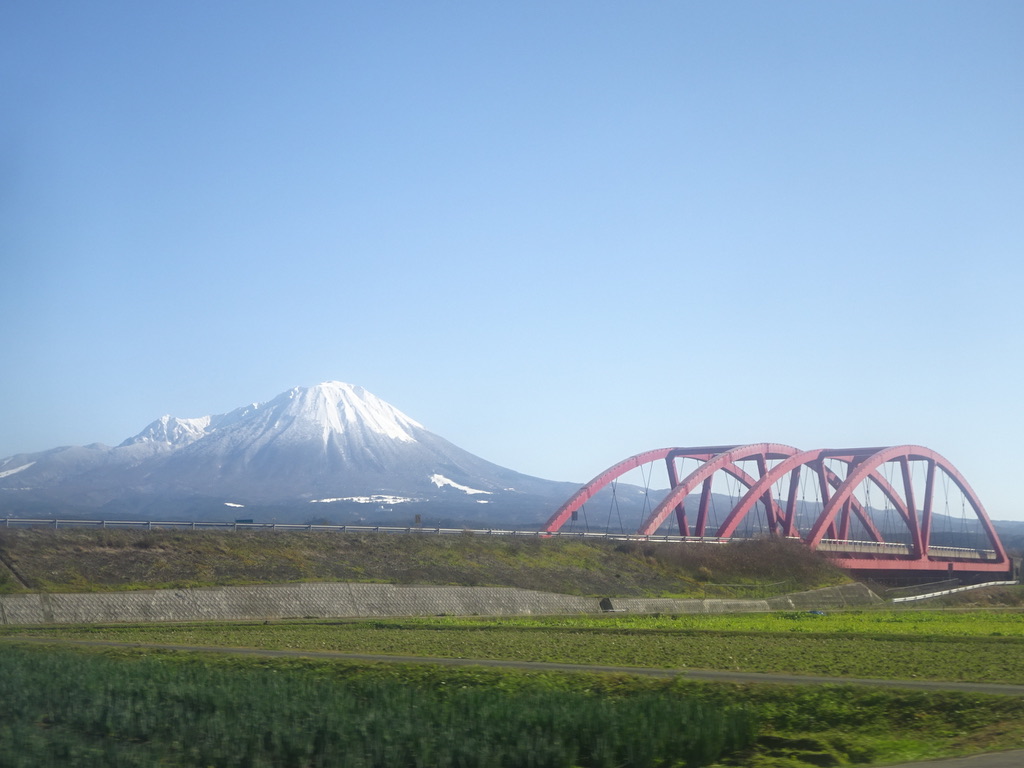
[
  {"left": 8, "top": 610, "right": 1024, "bottom": 684},
  {"left": 423, "top": 608, "right": 1024, "bottom": 636},
  {"left": 3, "top": 639, "right": 1024, "bottom": 768}
]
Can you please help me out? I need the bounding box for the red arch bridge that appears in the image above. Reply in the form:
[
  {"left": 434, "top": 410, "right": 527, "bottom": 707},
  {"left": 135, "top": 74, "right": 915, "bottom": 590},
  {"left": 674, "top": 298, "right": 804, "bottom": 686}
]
[{"left": 544, "top": 444, "right": 1017, "bottom": 581}]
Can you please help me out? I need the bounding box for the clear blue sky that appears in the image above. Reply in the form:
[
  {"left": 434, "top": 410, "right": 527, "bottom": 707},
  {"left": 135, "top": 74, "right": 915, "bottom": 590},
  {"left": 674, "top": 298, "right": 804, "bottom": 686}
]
[{"left": 3, "top": 2, "right": 1023, "bottom": 519}]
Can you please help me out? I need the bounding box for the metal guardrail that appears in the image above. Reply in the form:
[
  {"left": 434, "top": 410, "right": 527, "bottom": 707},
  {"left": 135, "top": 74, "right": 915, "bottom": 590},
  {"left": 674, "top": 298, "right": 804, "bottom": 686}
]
[
  {"left": 891, "top": 580, "right": 1019, "bottom": 603},
  {"left": 884, "top": 579, "right": 961, "bottom": 598},
  {"left": 0, "top": 519, "right": 1002, "bottom": 560},
  {"left": 0, "top": 518, "right": 734, "bottom": 544}
]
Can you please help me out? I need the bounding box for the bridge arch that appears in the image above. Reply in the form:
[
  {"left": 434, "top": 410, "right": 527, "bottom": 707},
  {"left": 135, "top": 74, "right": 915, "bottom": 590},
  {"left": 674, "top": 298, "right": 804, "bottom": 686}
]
[
  {"left": 543, "top": 446, "right": 739, "bottom": 533},
  {"left": 637, "top": 444, "right": 799, "bottom": 536},
  {"left": 722, "top": 449, "right": 899, "bottom": 542},
  {"left": 546, "top": 443, "right": 1011, "bottom": 576},
  {"left": 807, "top": 445, "right": 1008, "bottom": 568}
]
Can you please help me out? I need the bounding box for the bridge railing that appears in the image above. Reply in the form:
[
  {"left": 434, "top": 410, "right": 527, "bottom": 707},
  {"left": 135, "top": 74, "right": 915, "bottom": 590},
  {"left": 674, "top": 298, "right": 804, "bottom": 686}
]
[
  {"left": 817, "top": 538, "right": 911, "bottom": 555},
  {"left": 817, "top": 538, "right": 999, "bottom": 561},
  {"left": 926, "top": 545, "right": 1001, "bottom": 561}
]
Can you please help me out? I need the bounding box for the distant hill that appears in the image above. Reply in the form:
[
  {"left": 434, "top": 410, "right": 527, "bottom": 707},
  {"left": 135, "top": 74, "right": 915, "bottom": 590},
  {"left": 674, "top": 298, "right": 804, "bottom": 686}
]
[
  {"left": 0, "top": 382, "right": 648, "bottom": 526},
  {"left": 992, "top": 519, "right": 1024, "bottom": 554}
]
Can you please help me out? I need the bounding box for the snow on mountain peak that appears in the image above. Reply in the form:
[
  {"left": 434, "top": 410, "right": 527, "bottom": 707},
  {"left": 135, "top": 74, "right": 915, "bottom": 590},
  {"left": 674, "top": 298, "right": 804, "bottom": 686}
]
[
  {"left": 117, "top": 381, "right": 424, "bottom": 453},
  {"left": 121, "top": 415, "right": 213, "bottom": 447},
  {"left": 278, "top": 381, "right": 423, "bottom": 443}
]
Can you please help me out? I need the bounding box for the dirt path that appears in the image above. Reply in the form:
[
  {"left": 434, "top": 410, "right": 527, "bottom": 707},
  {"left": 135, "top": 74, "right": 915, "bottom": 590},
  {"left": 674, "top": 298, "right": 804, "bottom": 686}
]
[{"left": 877, "top": 751, "right": 1024, "bottom": 767}]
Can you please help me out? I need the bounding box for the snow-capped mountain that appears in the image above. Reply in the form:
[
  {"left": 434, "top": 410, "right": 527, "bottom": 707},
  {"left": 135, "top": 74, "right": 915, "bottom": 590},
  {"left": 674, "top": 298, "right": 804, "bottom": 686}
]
[
  {"left": 0, "top": 382, "right": 607, "bottom": 525},
  {"left": 124, "top": 415, "right": 216, "bottom": 448}
]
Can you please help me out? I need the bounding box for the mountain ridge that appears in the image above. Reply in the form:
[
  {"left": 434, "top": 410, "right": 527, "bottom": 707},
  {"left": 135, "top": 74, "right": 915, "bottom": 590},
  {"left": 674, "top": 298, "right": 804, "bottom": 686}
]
[{"left": 0, "top": 382, "right": 603, "bottom": 526}]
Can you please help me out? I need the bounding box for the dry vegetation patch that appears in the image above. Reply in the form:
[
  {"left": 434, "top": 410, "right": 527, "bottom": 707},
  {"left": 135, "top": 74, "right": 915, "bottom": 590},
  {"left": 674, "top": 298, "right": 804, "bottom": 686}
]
[{"left": 0, "top": 527, "right": 848, "bottom": 597}]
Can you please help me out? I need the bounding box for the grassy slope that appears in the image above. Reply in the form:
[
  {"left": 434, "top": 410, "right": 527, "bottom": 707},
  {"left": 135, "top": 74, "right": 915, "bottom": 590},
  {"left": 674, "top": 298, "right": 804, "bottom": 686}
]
[{"left": 0, "top": 527, "right": 847, "bottom": 597}]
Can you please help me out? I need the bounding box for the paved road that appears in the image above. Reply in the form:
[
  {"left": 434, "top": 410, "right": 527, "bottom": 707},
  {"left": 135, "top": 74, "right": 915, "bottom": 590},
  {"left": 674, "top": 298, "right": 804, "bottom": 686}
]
[{"left": 6, "top": 637, "right": 1024, "bottom": 767}]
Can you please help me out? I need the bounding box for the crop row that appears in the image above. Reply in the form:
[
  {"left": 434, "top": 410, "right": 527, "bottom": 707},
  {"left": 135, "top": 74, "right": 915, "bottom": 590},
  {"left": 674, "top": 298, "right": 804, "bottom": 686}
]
[
  {"left": 0, "top": 646, "right": 755, "bottom": 768},
  {"left": 6, "top": 642, "right": 1024, "bottom": 767}
]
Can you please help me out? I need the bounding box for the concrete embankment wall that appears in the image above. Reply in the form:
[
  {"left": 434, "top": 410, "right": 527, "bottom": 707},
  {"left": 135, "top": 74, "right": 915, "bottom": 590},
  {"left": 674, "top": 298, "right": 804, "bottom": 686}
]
[
  {"left": 602, "top": 583, "right": 880, "bottom": 614},
  {"left": 0, "top": 582, "right": 881, "bottom": 626}
]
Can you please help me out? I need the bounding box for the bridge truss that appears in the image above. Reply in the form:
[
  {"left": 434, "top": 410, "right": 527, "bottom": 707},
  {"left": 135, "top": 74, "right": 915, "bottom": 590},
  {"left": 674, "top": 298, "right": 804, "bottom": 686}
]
[{"left": 543, "top": 444, "right": 1013, "bottom": 578}]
